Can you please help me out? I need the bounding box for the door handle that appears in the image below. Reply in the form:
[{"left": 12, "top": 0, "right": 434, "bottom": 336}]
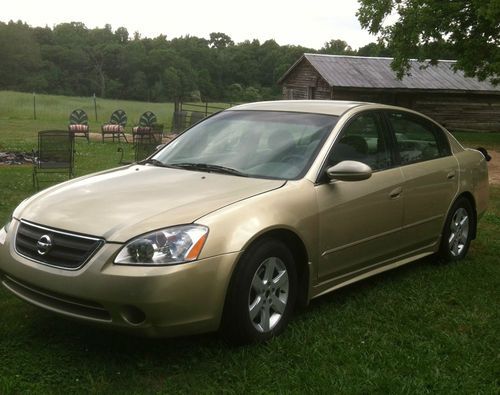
[
  {"left": 389, "top": 186, "right": 403, "bottom": 199},
  {"left": 447, "top": 171, "right": 456, "bottom": 180}
]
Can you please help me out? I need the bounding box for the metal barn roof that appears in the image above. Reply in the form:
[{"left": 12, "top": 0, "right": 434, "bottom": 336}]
[{"left": 280, "top": 54, "right": 499, "bottom": 93}]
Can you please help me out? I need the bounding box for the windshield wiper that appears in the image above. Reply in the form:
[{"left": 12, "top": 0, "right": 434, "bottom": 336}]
[
  {"left": 139, "top": 158, "right": 169, "bottom": 167},
  {"left": 171, "top": 162, "right": 248, "bottom": 177}
]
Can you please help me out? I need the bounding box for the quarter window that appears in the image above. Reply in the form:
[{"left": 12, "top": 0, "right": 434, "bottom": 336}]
[
  {"left": 328, "top": 113, "right": 392, "bottom": 171},
  {"left": 387, "top": 112, "right": 450, "bottom": 165}
]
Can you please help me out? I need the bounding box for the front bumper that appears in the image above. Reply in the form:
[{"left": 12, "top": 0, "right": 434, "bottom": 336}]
[{"left": 0, "top": 220, "right": 239, "bottom": 337}]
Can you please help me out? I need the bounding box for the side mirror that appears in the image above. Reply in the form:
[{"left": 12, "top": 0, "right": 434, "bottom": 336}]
[{"left": 326, "top": 160, "right": 372, "bottom": 182}]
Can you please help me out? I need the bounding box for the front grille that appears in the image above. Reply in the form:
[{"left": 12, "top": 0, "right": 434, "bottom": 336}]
[{"left": 15, "top": 220, "right": 104, "bottom": 270}]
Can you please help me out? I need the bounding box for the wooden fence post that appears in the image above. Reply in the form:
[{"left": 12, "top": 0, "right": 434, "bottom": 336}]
[
  {"left": 33, "top": 91, "right": 36, "bottom": 120},
  {"left": 93, "top": 93, "right": 98, "bottom": 121}
]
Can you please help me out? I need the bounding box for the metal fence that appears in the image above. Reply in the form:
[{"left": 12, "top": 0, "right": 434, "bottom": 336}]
[{"left": 172, "top": 101, "right": 237, "bottom": 132}]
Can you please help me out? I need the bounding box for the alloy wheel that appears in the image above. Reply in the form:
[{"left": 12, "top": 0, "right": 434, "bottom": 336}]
[
  {"left": 448, "top": 207, "right": 469, "bottom": 257},
  {"left": 248, "top": 257, "right": 289, "bottom": 333}
]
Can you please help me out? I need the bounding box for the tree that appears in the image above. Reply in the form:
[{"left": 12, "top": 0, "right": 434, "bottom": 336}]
[
  {"left": 127, "top": 71, "right": 148, "bottom": 100},
  {"left": 0, "top": 20, "right": 361, "bottom": 100},
  {"left": 356, "top": 42, "right": 393, "bottom": 57},
  {"left": 115, "top": 27, "right": 129, "bottom": 43},
  {"left": 321, "top": 39, "right": 354, "bottom": 55},
  {"left": 226, "top": 83, "right": 243, "bottom": 102},
  {"left": 209, "top": 32, "right": 234, "bottom": 49},
  {"left": 357, "top": 0, "right": 500, "bottom": 84},
  {"left": 50, "top": 23, "right": 92, "bottom": 95},
  {"left": 0, "top": 21, "right": 43, "bottom": 91}
]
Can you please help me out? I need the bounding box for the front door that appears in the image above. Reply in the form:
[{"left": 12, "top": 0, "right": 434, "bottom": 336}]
[{"left": 315, "top": 111, "right": 405, "bottom": 281}]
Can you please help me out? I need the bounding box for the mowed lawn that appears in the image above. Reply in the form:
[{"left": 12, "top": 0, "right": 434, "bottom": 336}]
[{"left": 0, "top": 91, "right": 499, "bottom": 393}]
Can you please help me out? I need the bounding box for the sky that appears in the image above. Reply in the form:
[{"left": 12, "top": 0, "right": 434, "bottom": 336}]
[{"left": 2, "top": 0, "right": 377, "bottom": 49}]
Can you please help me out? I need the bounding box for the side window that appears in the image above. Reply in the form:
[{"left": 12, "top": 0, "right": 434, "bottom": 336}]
[
  {"left": 387, "top": 112, "right": 450, "bottom": 165},
  {"left": 328, "top": 112, "right": 392, "bottom": 171}
]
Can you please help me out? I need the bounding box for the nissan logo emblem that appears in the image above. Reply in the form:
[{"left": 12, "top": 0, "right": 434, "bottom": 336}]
[{"left": 36, "top": 234, "right": 53, "bottom": 256}]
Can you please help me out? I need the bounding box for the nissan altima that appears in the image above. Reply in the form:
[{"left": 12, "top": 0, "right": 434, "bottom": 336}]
[{"left": 0, "top": 100, "right": 489, "bottom": 344}]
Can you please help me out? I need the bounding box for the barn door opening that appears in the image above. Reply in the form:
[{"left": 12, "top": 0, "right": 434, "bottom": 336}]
[{"left": 307, "top": 86, "right": 316, "bottom": 99}]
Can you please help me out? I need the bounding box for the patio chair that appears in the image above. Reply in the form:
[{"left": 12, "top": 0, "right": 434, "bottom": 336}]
[
  {"left": 33, "top": 130, "right": 75, "bottom": 190},
  {"left": 101, "top": 109, "right": 128, "bottom": 143},
  {"left": 132, "top": 111, "right": 161, "bottom": 144},
  {"left": 134, "top": 140, "right": 162, "bottom": 162},
  {"left": 68, "top": 109, "right": 90, "bottom": 142}
]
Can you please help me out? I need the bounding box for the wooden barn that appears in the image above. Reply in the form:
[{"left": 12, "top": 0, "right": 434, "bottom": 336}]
[{"left": 278, "top": 54, "right": 500, "bottom": 132}]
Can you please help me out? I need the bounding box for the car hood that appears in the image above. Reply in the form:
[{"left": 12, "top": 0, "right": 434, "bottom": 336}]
[{"left": 17, "top": 165, "right": 285, "bottom": 242}]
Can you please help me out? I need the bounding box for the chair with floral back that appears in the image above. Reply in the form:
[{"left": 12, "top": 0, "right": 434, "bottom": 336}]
[
  {"left": 68, "top": 109, "right": 90, "bottom": 142},
  {"left": 101, "top": 109, "right": 128, "bottom": 143},
  {"left": 132, "top": 111, "right": 160, "bottom": 144}
]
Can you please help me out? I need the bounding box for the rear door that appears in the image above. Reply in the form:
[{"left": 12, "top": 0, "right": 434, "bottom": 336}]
[{"left": 384, "top": 111, "right": 459, "bottom": 253}]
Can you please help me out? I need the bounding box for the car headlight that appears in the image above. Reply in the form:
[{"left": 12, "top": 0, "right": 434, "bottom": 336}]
[
  {"left": 4, "top": 218, "right": 11, "bottom": 233},
  {"left": 0, "top": 217, "right": 12, "bottom": 245},
  {"left": 114, "top": 225, "right": 209, "bottom": 265}
]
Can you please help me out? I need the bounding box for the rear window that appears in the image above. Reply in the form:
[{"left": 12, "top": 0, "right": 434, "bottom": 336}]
[{"left": 387, "top": 112, "right": 451, "bottom": 165}]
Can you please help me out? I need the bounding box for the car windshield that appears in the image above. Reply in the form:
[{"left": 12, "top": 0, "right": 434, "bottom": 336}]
[{"left": 153, "top": 110, "right": 338, "bottom": 179}]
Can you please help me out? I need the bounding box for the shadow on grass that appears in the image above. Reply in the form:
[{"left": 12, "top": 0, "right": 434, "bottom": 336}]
[
  {"left": 15, "top": 254, "right": 440, "bottom": 357},
  {"left": 1, "top": 245, "right": 495, "bottom": 393},
  {"left": 302, "top": 254, "right": 437, "bottom": 313}
]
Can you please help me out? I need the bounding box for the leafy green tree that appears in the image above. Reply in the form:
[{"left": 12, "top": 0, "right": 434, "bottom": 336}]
[
  {"left": 127, "top": 71, "right": 149, "bottom": 101},
  {"left": 357, "top": 0, "right": 500, "bottom": 83},
  {"left": 196, "top": 69, "right": 217, "bottom": 100},
  {"left": 162, "top": 67, "right": 181, "bottom": 101},
  {"left": 5, "top": 19, "right": 453, "bottom": 101},
  {"left": 150, "top": 80, "right": 166, "bottom": 102},
  {"left": 321, "top": 39, "right": 354, "bottom": 55},
  {"left": 0, "top": 21, "right": 43, "bottom": 91},
  {"left": 258, "top": 39, "right": 282, "bottom": 86},
  {"left": 227, "top": 39, "right": 263, "bottom": 87},
  {"left": 87, "top": 25, "right": 124, "bottom": 97},
  {"left": 209, "top": 32, "right": 234, "bottom": 49},
  {"left": 356, "top": 42, "right": 393, "bottom": 57},
  {"left": 115, "top": 27, "right": 129, "bottom": 44},
  {"left": 49, "top": 23, "right": 92, "bottom": 95},
  {"left": 162, "top": 63, "right": 197, "bottom": 102},
  {"left": 226, "top": 83, "right": 243, "bottom": 102},
  {"left": 242, "top": 86, "right": 262, "bottom": 102}
]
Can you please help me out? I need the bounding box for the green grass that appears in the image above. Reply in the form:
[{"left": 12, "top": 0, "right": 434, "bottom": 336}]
[
  {"left": 0, "top": 90, "right": 177, "bottom": 125},
  {"left": 0, "top": 91, "right": 499, "bottom": 393},
  {"left": 0, "top": 91, "right": 179, "bottom": 152},
  {"left": 451, "top": 131, "right": 500, "bottom": 151}
]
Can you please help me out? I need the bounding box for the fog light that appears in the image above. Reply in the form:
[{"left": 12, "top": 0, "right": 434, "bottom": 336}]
[{"left": 120, "top": 305, "right": 146, "bottom": 325}]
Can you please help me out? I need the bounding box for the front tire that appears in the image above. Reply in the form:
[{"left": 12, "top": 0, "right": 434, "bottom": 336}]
[
  {"left": 438, "top": 197, "right": 474, "bottom": 262},
  {"left": 222, "top": 238, "right": 297, "bottom": 344}
]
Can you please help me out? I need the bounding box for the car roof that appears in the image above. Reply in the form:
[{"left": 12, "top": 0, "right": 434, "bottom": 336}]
[{"left": 228, "top": 100, "right": 371, "bottom": 116}]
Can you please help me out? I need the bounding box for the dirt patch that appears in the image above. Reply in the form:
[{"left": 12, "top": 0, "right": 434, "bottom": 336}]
[
  {"left": 487, "top": 150, "right": 500, "bottom": 185},
  {"left": 88, "top": 132, "right": 176, "bottom": 144}
]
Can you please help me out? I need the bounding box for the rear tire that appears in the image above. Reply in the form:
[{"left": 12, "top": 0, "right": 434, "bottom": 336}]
[
  {"left": 438, "top": 197, "right": 474, "bottom": 262},
  {"left": 221, "top": 238, "right": 297, "bottom": 345}
]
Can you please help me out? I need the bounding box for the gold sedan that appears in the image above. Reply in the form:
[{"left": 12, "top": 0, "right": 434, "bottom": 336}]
[{"left": 0, "top": 101, "right": 489, "bottom": 344}]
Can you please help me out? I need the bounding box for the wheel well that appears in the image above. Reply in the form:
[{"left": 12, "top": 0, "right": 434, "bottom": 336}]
[
  {"left": 249, "top": 229, "right": 310, "bottom": 308},
  {"left": 456, "top": 192, "right": 477, "bottom": 239}
]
